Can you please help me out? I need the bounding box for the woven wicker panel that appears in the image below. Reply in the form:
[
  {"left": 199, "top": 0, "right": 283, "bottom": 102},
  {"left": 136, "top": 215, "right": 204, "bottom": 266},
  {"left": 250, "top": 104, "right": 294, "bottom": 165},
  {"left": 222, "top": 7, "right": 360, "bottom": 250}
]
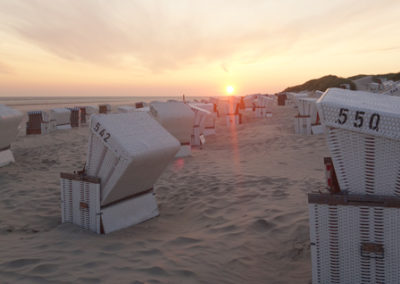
[
  {"left": 60, "top": 177, "right": 101, "bottom": 233},
  {"left": 189, "top": 104, "right": 210, "bottom": 146},
  {"left": 327, "top": 127, "right": 400, "bottom": 195},
  {"left": 294, "top": 116, "right": 311, "bottom": 135},
  {"left": 85, "top": 112, "right": 180, "bottom": 206},
  {"left": 297, "top": 97, "right": 319, "bottom": 123},
  {"left": 309, "top": 201, "right": 400, "bottom": 283}
]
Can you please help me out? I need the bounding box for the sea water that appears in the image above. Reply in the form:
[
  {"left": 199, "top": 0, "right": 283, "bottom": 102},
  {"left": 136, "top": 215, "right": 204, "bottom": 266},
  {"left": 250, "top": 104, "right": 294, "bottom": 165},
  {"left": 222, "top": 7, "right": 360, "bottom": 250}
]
[{"left": 0, "top": 96, "right": 207, "bottom": 112}]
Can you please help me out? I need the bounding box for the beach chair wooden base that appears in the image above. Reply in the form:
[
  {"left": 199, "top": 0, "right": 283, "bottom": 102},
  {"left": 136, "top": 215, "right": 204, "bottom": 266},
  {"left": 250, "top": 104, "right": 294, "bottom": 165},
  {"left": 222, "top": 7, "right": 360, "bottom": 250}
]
[
  {"left": 0, "top": 149, "right": 15, "bottom": 167},
  {"left": 175, "top": 144, "right": 192, "bottom": 158},
  {"left": 311, "top": 124, "right": 324, "bottom": 135},
  {"left": 60, "top": 173, "right": 159, "bottom": 234},
  {"left": 309, "top": 192, "right": 400, "bottom": 284},
  {"left": 294, "top": 116, "right": 311, "bottom": 135}
]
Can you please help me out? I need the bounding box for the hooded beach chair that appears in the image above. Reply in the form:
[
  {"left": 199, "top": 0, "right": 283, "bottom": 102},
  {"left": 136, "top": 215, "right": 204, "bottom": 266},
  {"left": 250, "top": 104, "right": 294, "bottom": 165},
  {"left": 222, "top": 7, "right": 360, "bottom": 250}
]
[
  {"left": 294, "top": 97, "right": 323, "bottom": 135},
  {"left": 26, "top": 110, "right": 52, "bottom": 135},
  {"left": 308, "top": 88, "right": 400, "bottom": 283},
  {"left": 192, "top": 103, "right": 216, "bottom": 136},
  {"left": 68, "top": 107, "right": 79, "bottom": 127},
  {"left": 49, "top": 108, "right": 72, "bottom": 130},
  {"left": 60, "top": 112, "right": 180, "bottom": 234},
  {"left": 150, "top": 101, "right": 195, "bottom": 157},
  {"left": 188, "top": 104, "right": 212, "bottom": 146}
]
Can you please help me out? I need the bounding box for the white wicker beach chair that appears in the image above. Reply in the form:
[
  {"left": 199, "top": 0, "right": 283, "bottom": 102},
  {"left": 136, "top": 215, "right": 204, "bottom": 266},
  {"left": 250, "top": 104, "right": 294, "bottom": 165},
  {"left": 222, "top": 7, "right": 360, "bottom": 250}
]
[
  {"left": 217, "top": 97, "right": 241, "bottom": 126},
  {"left": 68, "top": 107, "right": 79, "bottom": 127},
  {"left": 0, "top": 105, "right": 23, "bottom": 167},
  {"left": 295, "top": 97, "right": 324, "bottom": 135},
  {"left": 50, "top": 108, "right": 72, "bottom": 130},
  {"left": 255, "top": 95, "right": 274, "bottom": 118},
  {"left": 192, "top": 103, "right": 216, "bottom": 136},
  {"left": 26, "top": 110, "right": 53, "bottom": 135},
  {"left": 86, "top": 105, "right": 98, "bottom": 115},
  {"left": 317, "top": 88, "right": 400, "bottom": 196},
  {"left": 150, "top": 101, "right": 194, "bottom": 157},
  {"left": 188, "top": 104, "right": 212, "bottom": 146},
  {"left": 60, "top": 112, "right": 180, "bottom": 234},
  {"left": 99, "top": 104, "right": 111, "bottom": 114}
]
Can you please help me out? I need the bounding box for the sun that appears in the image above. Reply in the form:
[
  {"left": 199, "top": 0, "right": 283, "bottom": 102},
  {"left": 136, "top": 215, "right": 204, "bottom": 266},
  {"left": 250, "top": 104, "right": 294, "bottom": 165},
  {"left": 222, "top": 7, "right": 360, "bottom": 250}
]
[{"left": 226, "top": 85, "right": 234, "bottom": 95}]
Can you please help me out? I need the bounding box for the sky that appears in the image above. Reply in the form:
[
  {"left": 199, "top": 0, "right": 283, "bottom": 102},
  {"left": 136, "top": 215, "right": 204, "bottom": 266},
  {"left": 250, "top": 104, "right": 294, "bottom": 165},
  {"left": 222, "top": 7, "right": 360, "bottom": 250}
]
[{"left": 0, "top": 0, "right": 399, "bottom": 97}]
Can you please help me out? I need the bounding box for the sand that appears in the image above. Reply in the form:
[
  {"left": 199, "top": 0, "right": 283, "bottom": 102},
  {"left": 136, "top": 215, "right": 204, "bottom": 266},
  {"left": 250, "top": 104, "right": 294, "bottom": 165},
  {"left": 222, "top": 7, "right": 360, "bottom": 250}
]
[{"left": 0, "top": 103, "right": 329, "bottom": 283}]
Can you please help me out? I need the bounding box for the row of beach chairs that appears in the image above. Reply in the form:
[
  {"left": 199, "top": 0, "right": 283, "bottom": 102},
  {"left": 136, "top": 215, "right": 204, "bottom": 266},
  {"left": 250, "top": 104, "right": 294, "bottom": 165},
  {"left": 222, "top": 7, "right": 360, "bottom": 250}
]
[
  {"left": 1, "top": 94, "right": 279, "bottom": 234},
  {"left": 59, "top": 95, "right": 279, "bottom": 234}
]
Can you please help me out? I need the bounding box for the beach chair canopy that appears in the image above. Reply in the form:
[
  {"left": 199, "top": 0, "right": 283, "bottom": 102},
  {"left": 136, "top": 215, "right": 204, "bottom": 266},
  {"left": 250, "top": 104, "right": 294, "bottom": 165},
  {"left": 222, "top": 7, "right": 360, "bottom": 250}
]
[
  {"left": 150, "top": 101, "right": 194, "bottom": 144},
  {"left": 49, "top": 108, "right": 71, "bottom": 125},
  {"left": 317, "top": 88, "right": 400, "bottom": 139}
]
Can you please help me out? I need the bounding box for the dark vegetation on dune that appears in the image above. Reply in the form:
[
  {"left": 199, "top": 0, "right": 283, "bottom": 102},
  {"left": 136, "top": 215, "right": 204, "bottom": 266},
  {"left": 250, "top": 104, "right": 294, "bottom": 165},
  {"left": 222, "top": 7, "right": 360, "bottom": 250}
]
[
  {"left": 283, "top": 71, "right": 400, "bottom": 93},
  {"left": 283, "top": 75, "right": 356, "bottom": 93}
]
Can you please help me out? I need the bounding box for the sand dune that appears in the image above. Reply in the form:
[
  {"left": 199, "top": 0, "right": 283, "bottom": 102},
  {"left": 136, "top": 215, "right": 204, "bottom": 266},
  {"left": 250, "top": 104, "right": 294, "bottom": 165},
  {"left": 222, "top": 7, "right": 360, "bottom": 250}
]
[{"left": 0, "top": 103, "right": 328, "bottom": 283}]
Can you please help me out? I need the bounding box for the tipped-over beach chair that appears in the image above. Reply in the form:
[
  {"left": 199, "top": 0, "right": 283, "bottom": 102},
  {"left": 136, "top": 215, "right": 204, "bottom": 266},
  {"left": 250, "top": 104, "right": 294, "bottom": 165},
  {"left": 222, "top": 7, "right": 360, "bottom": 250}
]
[
  {"left": 49, "top": 108, "right": 72, "bottom": 130},
  {"left": 150, "top": 101, "right": 195, "bottom": 157},
  {"left": 0, "top": 105, "right": 23, "bottom": 167},
  {"left": 60, "top": 112, "right": 180, "bottom": 234}
]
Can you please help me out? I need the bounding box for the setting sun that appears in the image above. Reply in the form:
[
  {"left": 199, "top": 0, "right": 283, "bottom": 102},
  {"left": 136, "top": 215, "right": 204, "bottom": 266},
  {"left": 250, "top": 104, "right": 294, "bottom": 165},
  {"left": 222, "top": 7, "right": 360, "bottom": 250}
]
[{"left": 226, "top": 85, "right": 235, "bottom": 95}]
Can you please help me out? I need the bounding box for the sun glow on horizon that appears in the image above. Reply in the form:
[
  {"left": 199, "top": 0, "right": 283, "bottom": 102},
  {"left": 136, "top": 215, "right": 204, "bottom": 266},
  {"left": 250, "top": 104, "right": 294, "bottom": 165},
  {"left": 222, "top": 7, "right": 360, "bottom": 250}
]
[{"left": 226, "top": 85, "right": 235, "bottom": 95}]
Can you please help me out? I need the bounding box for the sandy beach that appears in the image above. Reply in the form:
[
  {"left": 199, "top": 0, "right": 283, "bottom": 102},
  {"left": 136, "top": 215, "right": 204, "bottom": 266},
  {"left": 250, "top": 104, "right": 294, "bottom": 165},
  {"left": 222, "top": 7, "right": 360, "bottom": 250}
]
[{"left": 0, "top": 102, "right": 329, "bottom": 283}]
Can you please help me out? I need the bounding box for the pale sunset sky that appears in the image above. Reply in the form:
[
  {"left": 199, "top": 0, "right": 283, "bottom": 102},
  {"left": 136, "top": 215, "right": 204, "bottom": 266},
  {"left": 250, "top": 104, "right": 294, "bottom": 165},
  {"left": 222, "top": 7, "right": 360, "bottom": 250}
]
[{"left": 0, "top": 0, "right": 399, "bottom": 97}]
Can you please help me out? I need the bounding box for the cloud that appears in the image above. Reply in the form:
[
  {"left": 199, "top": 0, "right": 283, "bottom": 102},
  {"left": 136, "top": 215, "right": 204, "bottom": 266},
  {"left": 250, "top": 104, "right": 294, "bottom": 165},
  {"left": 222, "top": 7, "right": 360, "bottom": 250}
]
[
  {"left": 0, "top": 0, "right": 399, "bottom": 73},
  {"left": 0, "top": 61, "right": 13, "bottom": 74}
]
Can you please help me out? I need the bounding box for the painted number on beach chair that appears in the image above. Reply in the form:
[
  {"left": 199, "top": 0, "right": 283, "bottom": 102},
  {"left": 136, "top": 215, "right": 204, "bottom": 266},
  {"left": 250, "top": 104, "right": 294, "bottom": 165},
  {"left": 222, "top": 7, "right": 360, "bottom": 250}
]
[
  {"left": 93, "top": 122, "right": 111, "bottom": 142},
  {"left": 354, "top": 111, "right": 365, "bottom": 128},
  {"left": 336, "top": 108, "right": 380, "bottom": 131},
  {"left": 336, "top": 108, "right": 348, "bottom": 125},
  {"left": 369, "top": 113, "right": 380, "bottom": 131}
]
